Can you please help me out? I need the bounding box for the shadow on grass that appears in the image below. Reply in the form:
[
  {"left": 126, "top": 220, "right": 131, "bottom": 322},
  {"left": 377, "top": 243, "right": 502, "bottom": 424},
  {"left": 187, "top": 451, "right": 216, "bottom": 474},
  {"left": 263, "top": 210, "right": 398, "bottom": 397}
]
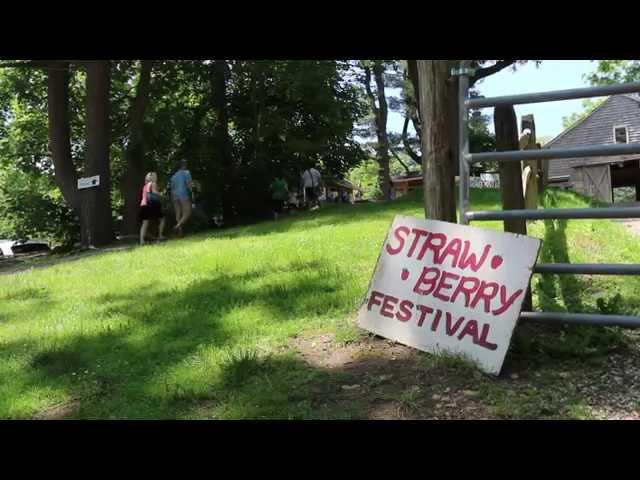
[
  {"left": 536, "top": 218, "right": 586, "bottom": 313},
  {"left": 162, "top": 340, "right": 618, "bottom": 420},
  {"left": 513, "top": 191, "right": 634, "bottom": 367},
  {"left": 3, "top": 259, "right": 357, "bottom": 418},
  {"left": 4, "top": 186, "right": 635, "bottom": 419}
]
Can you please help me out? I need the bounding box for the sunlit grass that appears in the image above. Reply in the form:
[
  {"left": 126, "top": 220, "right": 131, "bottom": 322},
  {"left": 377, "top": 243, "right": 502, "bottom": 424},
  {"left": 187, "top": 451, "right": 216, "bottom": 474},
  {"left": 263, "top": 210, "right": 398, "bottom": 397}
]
[{"left": 1, "top": 188, "right": 639, "bottom": 419}]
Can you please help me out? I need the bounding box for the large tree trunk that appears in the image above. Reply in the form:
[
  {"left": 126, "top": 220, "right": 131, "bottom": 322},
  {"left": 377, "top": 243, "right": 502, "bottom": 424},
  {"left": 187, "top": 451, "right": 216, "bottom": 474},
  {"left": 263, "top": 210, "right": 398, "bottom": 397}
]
[
  {"left": 85, "top": 61, "right": 113, "bottom": 247},
  {"left": 212, "top": 60, "right": 234, "bottom": 222},
  {"left": 47, "top": 63, "right": 87, "bottom": 245},
  {"left": 47, "top": 63, "right": 79, "bottom": 210},
  {"left": 372, "top": 63, "right": 391, "bottom": 199},
  {"left": 122, "top": 60, "right": 153, "bottom": 236},
  {"left": 417, "top": 60, "right": 457, "bottom": 222},
  {"left": 363, "top": 63, "right": 391, "bottom": 200}
]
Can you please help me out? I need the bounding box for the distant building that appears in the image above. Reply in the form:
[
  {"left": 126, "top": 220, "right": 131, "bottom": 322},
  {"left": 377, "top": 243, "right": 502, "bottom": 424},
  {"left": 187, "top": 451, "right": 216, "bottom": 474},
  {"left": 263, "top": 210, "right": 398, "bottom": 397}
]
[
  {"left": 390, "top": 172, "right": 423, "bottom": 198},
  {"left": 545, "top": 94, "right": 640, "bottom": 202},
  {"left": 391, "top": 171, "right": 500, "bottom": 198},
  {"left": 321, "top": 177, "right": 361, "bottom": 204}
]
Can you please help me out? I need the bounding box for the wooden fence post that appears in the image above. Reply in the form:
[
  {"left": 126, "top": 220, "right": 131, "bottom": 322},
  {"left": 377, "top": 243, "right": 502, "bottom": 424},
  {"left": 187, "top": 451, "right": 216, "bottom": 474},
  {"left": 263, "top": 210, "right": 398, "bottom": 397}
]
[
  {"left": 495, "top": 105, "right": 532, "bottom": 311},
  {"left": 519, "top": 114, "right": 540, "bottom": 210}
]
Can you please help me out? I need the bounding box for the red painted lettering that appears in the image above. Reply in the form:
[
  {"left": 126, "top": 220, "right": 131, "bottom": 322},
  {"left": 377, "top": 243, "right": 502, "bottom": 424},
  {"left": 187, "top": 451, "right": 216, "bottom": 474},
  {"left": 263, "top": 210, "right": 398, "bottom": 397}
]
[
  {"left": 413, "top": 267, "right": 440, "bottom": 296},
  {"left": 470, "top": 281, "right": 500, "bottom": 313},
  {"left": 435, "top": 237, "right": 463, "bottom": 268},
  {"left": 407, "top": 228, "right": 429, "bottom": 258},
  {"left": 478, "top": 323, "right": 498, "bottom": 350},
  {"left": 380, "top": 295, "right": 399, "bottom": 318},
  {"left": 431, "top": 309, "right": 443, "bottom": 332},
  {"left": 416, "top": 304, "right": 433, "bottom": 327},
  {"left": 445, "top": 312, "right": 465, "bottom": 336},
  {"left": 492, "top": 285, "right": 524, "bottom": 316},
  {"left": 458, "top": 241, "right": 492, "bottom": 272},
  {"left": 450, "top": 276, "right": 481, "bottom": 307},
  {"left": 367, "top": 291, "right": 384, "bottom": 311},
  {"left": 386, "top": 226, "right": 410, "bottom": 255},
  {"left": 432, "top": 271, "right": 460, "bottom": 302},
  {"left": 396, "top": 300, "right": 414, "bottom": 322},
  {"left": 457, "top": 319, "right": 480, "bottom": 344},
  {"left": 417, "top": 232, "right": 447, "bottom": 262}
]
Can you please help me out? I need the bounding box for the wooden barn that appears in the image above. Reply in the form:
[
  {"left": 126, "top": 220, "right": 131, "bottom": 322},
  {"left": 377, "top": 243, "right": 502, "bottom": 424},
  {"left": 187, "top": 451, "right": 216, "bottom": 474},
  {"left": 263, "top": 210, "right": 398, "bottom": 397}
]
[
  {"left": 391, "top": 172, "right": 424, "bottom": 198},
  {"left": 545, "top": 93, "right": 640, "bottom": 203},
  {"left": 322, "top": 177, "right": 361, "bottom": 203}
]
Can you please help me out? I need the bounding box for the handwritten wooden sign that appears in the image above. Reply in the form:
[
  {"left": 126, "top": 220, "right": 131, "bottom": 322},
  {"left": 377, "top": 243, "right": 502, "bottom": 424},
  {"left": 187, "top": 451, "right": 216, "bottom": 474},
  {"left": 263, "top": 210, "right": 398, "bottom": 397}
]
[{"left": 357, "top": 215, "right": 541, "bottom": 374}]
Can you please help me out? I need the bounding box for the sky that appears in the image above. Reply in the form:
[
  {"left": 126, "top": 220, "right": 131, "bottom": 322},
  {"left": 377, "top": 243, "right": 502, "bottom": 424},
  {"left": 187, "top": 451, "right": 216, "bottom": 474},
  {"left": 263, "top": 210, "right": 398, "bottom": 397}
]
[{"left": 387, "top": 60, "right": 600, "bottom": 141}]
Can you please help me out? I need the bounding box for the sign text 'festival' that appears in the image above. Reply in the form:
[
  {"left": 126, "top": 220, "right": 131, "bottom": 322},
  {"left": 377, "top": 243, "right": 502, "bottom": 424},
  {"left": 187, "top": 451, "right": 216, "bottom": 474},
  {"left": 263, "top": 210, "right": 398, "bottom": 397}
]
[{"left": 357, "top": 215, "right": 541, "bottom": 374}]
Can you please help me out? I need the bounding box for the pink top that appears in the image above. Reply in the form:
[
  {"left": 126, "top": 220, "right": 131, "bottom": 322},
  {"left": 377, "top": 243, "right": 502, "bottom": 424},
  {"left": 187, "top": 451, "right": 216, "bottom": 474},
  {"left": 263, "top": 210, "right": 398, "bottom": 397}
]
[{"left": 140, "top": 182, "right": 152, "bottom": 206}]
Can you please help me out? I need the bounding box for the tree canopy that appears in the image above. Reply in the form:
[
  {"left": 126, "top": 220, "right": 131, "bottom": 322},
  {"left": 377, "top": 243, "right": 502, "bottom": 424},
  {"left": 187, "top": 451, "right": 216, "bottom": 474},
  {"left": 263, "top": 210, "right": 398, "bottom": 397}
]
[{"left": 0, "top": 60, "right": 367, "bottom": 244}]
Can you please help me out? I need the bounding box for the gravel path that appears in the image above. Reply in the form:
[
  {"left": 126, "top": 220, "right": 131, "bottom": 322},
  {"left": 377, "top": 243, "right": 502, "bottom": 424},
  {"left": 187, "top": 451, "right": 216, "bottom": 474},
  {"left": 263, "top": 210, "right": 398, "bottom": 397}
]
[{"left": 614, "top": 201, "right": 640, "bottom": 237}]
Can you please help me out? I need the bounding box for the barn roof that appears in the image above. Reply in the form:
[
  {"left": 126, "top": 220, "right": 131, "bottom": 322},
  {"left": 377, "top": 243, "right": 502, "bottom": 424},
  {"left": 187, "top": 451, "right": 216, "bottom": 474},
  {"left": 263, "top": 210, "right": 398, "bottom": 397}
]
[{"left": 544, "top": 94, "right": 640, "bottom": 180}]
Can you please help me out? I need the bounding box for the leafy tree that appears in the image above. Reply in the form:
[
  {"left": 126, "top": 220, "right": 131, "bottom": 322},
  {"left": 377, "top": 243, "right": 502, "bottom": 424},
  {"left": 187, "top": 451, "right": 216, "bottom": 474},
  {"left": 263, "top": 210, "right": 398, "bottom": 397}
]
[
  {"left": 585, "top": 60, "right": 640, "bottom": 85},
  {"left": 354, "top": 60, "right": 403, "bottom": 200},
  {"left": 0, "top": 59, "right": 368, "bottom": 242},
  {"left": 558, "top": 59, "right": 640, "bottom": 132},
  {"left": 0, "top": 163, "right": 77, "bottom": 243}
]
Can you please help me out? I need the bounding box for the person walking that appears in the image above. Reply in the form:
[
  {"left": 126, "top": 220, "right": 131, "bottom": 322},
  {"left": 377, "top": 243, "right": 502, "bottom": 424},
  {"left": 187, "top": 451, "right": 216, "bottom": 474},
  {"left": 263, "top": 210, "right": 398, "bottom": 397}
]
[
  {"left": 170, "top": 160, "right": 193, "bottom": 234},
  {"left": 138, "top": 172, "right": 166, "bottom": 245},
  {"left": 301, "top": 166, "right": 322, "bottom": 210},
  {"left": 270, "top": 177, "right": 289, "bottom": 220}
]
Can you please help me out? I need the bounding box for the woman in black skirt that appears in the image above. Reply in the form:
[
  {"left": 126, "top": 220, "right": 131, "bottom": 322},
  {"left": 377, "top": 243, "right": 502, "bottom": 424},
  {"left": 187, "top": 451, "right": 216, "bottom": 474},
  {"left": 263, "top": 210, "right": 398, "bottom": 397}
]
[{"left": 139, "top": 172, "right": 166, "bottom": 245}]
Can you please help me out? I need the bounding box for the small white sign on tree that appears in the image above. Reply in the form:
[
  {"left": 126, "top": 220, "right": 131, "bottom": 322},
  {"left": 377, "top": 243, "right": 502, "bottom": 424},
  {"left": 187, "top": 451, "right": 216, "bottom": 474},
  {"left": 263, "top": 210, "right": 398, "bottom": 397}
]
[
  {"left": 357, "top": 215, "right": 541, "bottom": 375},
  {"left": 77, "top": 175, "right": 100, "bottom": 190}
]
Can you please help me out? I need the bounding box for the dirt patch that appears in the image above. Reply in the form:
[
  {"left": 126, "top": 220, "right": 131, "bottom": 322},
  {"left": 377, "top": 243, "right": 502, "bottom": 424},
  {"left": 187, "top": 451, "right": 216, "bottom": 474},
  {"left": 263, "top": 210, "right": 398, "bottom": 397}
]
[
  {"left": 289, "top": 331, "right": 640, "bottom": 420},
  {"left": 290, "top": 333, "right": 491, "bottom": 419},
  {"left": 32, "top": 399, "right": 80, "bottom": 420},
  {"left": 619, "top": 219, "right": 640, "bottom": 237},
  {"left": 612, "top": 202, "right": 640, "bottom": 238}
]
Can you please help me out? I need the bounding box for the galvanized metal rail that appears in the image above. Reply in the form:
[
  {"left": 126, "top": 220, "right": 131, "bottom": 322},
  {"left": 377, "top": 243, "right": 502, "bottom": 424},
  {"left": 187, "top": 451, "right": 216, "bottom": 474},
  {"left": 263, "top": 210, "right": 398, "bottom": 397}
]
[
  {"left": 533, "top": 263, "right": 640, "bottom": 275},
  {"left": 466, "top": 81, "right": 640, "bottom": 109},
  {"left": 469, "top": 142, "right": 640, "bottom": 164},
  {"left": 456, "top": 62, "right": 640, "bottom": 327},
  {"left": 465, "top": 206, "right": 640, "bottom": 222},
  {"left": 520, "top": 311, "right": 640, "bottom": 328}
]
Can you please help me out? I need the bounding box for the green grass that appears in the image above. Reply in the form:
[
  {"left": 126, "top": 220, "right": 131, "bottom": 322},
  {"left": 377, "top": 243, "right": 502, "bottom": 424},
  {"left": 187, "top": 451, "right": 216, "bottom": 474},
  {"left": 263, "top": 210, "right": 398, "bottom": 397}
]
[{"left": 1, "top": 188, "right": 639, "bottom": 419}]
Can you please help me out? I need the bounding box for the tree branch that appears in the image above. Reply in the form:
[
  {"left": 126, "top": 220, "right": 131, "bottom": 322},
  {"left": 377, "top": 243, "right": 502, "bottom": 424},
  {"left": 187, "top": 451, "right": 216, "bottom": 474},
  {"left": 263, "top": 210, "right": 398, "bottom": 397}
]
[
  {"left": 402, "top": 115, "right": 421, "bottom": 163},
  {"left": 0, "top": 60, "right": 91, "bottom": 71},
  {"left": 389, "top": 145, "right": 411, "bottom": 176},
  {"left": 469, "top": 60, "right": 516, "bottom": 86},
  {"left": 372, "top": 62, "right": 388, "bottom": 126},
  {"left": 362, "top": 65, "right": 379, "bottom": 117},
  {"left": 406, "top": 60, "right": 421, "bottom": 121}
]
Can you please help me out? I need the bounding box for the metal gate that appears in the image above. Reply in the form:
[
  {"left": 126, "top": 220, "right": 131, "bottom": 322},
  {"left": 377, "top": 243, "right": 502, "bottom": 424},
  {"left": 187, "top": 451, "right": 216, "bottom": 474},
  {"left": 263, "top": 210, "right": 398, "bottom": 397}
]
[{"left": 456, "top": 60, "right": 640, "bottom": 327}]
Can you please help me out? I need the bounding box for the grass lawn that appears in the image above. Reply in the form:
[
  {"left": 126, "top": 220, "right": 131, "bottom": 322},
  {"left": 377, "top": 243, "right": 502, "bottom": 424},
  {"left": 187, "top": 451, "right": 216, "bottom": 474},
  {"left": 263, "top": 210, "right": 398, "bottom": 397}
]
[{"left": 2, "top": 188, "right": 640, "bottom": 419}]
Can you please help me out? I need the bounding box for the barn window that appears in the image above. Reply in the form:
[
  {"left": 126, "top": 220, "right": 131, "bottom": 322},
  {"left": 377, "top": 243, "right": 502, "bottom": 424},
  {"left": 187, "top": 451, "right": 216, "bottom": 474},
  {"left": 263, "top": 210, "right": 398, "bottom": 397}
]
[{"left": 613, "top": 125, "right": 628, "bottom": 144}]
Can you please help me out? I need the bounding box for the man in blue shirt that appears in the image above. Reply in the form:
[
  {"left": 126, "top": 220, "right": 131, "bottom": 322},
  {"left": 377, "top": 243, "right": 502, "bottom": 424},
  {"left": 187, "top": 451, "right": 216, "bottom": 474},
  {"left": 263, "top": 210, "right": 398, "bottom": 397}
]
[{"left": 170, "top": 160, "right": 193, "bottom": 233}]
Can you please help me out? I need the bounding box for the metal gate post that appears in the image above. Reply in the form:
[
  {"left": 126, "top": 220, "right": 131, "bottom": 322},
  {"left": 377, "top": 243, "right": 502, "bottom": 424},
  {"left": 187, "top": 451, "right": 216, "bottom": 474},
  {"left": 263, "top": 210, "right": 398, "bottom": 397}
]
[
  {"left": 454, "top": 66, "right": 640, "bottom": 328},
  {"left": 457, "top": 60, "right": 471, "bottom": 225}
]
